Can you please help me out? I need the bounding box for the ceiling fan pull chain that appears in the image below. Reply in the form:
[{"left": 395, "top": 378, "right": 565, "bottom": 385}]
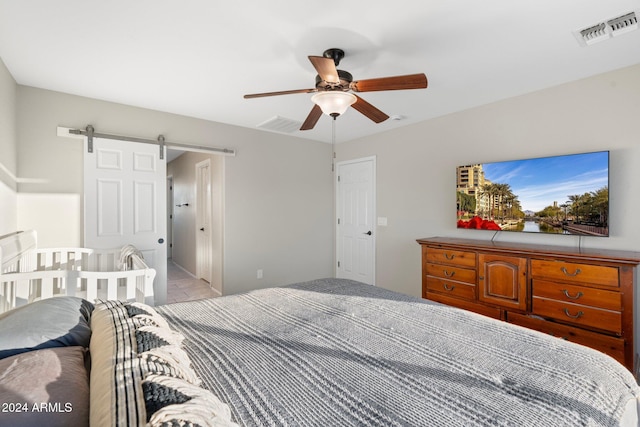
[{"left": 331, "top": 117, "right": 336, "bottom": 172}]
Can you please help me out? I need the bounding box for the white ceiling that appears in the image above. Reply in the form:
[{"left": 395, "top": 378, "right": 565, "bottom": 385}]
[{"left": 1, "top": 1, "right": 639, "bottom": 143}]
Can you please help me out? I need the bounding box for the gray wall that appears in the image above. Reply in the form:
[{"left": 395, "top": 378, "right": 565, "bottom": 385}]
[
  {"left": 0, "top": 58, "right": 16, "bottom": 189},
  {"left": 0, "top": 57, "right": 17, "bottom": 236},
  {"left": 15, "top": 86, "right": 334, "bottom": 296},
  {"left": 336, "top": 63, "right": 640, "bottom": 298}
]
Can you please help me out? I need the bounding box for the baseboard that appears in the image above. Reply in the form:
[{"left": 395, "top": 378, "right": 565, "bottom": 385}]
[{"left": 169, "top": 259, "right": 196, "bottom": 278}]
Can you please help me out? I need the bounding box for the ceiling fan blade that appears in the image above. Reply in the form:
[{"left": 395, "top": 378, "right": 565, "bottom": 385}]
[
  {"left": 351, "top": 73, "right": 428, "bottom": 92},
  {"left": 244, "top": 88, "right": 316, "bottom": 99},
  {"left": 308, "top": 56, "right": 340, "bottom": 84},
  {"left": 351, "top": 95, "right": 390, "bottom": 123},
  {"left": 300, "top": 104, "right": 323, "bottom": 131}
]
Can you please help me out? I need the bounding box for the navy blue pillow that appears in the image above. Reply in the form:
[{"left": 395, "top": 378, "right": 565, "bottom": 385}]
[{"left": 0, "top": 297, "right": 94, "bottom": 359}]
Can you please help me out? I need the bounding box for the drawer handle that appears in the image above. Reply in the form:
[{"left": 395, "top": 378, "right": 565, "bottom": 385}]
[
  {"left": 443, "top": 269, "right": 455, "bottom": 278},
  {"left": 443, "top": 283, "right": 456, "bottom": 291},
  {"left": 561, "top": 289, "right": 583, "bottom": 300},
  {"left": 563, "top": 308, "right": 584, "bottom": 319},
  {"left": 560, "top": 267, "right": 582, "bottom": 277},
  {"left": 444, "top": 253, "right": 456, "bottom": 260}
]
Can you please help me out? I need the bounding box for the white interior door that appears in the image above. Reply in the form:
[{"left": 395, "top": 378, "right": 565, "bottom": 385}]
[
  {"left": 336, "top": 157, "right": 376, "bottom": 285},
  {"left": 84, "top": 137, "right": 167, "bottom": 305},
  {"left": 196, "top": 159, "right": 212, "bottom": 282}
]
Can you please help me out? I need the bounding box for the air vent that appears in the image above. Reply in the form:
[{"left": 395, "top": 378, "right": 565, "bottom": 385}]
[
  {"left": 608, "top": 12, "right": 638, "bottom": 36},
  {"left": 579, "top": 23, "right": 608, "bottom": 45},
  {"left": 575, "top": 11, "right": 638, "bottom": 46},
  {"left": 256, "top": 116, "right": 302, "bottom": 133}
]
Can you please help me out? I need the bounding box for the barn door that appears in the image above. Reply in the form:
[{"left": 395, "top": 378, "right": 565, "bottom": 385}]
[{"left": 84, "top": 137, "right": 167, "bottom": 304}]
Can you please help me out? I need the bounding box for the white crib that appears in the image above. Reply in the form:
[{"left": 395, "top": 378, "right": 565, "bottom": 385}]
[{"left": 0, "top": 230, "right": 156, "bottom": 314}]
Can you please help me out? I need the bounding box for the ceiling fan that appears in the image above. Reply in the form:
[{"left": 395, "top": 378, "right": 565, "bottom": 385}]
[{"left": 243, "top": 48, "right": 428, "bottom": 131}]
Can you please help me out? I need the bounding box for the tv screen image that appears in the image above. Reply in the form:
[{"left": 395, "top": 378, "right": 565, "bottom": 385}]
[{"left": 456, "top": 151, "right": 609, "bottom": 236}]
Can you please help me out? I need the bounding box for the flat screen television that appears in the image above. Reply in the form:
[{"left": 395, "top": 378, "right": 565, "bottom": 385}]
[{"left": 456, "top": 151, "right": 609, "bottom": 236}]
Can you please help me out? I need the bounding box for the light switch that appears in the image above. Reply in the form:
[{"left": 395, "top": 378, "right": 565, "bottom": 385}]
[{"left": 377, "top": 217, "right": 388, "bottom": 226}]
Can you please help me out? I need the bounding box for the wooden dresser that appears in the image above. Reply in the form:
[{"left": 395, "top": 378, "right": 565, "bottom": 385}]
[{"left": 417, "top": 236, "right": 640, "bottom": 372}]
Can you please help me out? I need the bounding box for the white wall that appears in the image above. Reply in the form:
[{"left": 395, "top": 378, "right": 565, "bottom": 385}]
[
  {"left": 0, "top": 57, "right": 17, "bottom": 235},
  {"left": 0, "top": 180, "right": 17, "bottom": 237},
  {"left": 336, "top": 63, "right": 640, "bottom": 298},
  {"left": 16, "top": 86, "right": 334, "bottom": 297},
  {"left": 16, "top": 193, "right": 81, "bottom": 247}
]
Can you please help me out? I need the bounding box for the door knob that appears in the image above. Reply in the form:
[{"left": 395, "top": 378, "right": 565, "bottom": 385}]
[
  {"left": 364, "top": 231, "right": 372, "bottom": 235},
  {"left": 200, "top": 227, "right": 205, "bottom": 231}
]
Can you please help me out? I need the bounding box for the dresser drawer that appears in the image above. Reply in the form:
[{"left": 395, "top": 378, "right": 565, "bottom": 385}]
[
  {"left": 507, "top": 312, "right": 625, "bottom": 365},
  {"left": 532, "top": 279, "right": 621, "bottom": 311},
  {"left": 427, "top": 292, "right": 502, "bottom": 320},
  {"left": 425, "top": 247, "right": 476, "bottom": 267},
  {"left": 532, "top": 297, "right": 621, "bottom": 334},
  {"left": 530, "top": 259, "right": 618, "bottom": 287},
  {"left": 425, "top": 262, "right": 476, "bottom": 283},
  {"left": 425, "top": 276, "right": 475, "bottom": 300}
]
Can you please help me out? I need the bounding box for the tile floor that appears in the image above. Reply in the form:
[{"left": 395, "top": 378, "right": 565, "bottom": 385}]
[{"left": 166, "top": 259, "right": 219, "bottom": 304}]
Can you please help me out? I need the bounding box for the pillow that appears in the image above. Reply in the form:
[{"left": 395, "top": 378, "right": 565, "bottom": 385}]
[
  {"left": 136, "top": 325, "right": 185, "bottom": 352},
  {"left": 0, "top": 346, "right": 89, "bottom": 427},
  {"left": 144, "top": 375, "right": 237, "bottom": 427},
  {"left": 139, "top": 347, "right": 202, "bottom": 385},
  {"left": 89, "top": 300, "right": 204, "bottom": 426},
  {"left": 127, "top": 302, "right": 170, "bottom": 328},
  {"left": 89, "top": 300, "right": 146, "bottom": 426},
  {"left": 0, "top": 296, "right": 94, "bottom": 359},
  {"left": 90, "top": 299, "right": 237, "bottom": 426}
]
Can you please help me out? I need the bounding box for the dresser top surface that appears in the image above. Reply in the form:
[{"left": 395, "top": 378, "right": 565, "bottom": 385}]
[{"left": 417, "top": 237, "right": 640, "bottom": 265}]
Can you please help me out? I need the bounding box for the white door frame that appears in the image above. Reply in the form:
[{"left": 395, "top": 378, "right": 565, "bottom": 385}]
[
  {"left": 335, "top": 156, "right": 376, "bottom": 285},
  {"left": 167, "top": 175, "right": 174, "bottom": 259},
  {"left": 195, "top": 158, "right": 212, "bottom": 283}
]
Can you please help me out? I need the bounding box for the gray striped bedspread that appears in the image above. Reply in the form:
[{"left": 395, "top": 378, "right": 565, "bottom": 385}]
[{"left": 156, "top": 278, "right": 640, "bottom": 426}]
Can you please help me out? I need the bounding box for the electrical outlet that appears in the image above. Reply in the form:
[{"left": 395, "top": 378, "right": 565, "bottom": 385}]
[{"left": 257, "top": 269, "right": 263, "bottom": 279}]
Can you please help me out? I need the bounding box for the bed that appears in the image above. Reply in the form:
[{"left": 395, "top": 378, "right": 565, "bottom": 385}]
[
  {"left": 155, "top": 278, "right": 640, "bottom": 426},
  {"left": 1, "top": 278, "right": 638, "bottom": 426}
]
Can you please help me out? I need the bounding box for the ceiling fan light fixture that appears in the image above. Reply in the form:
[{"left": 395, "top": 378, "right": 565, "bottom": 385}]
[
  {"left": 311, "top": 92, "right": 357, "bottom": 117},
  {"left": 245, "top": 48, "right": 428, "bottom": 131}
]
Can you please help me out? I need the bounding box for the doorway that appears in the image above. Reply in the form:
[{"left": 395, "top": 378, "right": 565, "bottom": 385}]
[
  {"left": 166, "top": 150, "right": 223, "bottom": 301},
  {"left": 80, "top": 130, "right": 226, "bottom": 305},
  {"left": 336, "top": 156, "right": 376, "bottom": 285}
]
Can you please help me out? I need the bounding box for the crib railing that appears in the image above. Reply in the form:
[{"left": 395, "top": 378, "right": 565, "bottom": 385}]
[{"left": 0, "top": 231, "right": 156, "bottom": 313}]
